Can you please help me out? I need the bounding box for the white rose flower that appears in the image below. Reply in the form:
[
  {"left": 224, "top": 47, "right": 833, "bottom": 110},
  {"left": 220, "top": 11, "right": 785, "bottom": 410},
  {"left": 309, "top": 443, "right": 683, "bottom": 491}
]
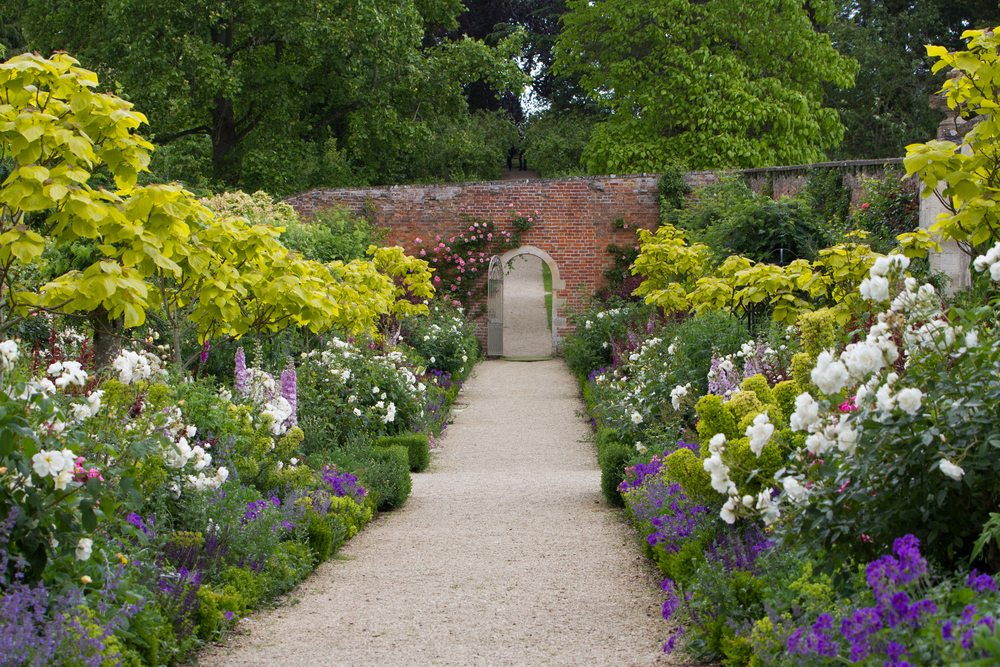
[
  {"left": 836, "top": 419, "right": 859, "bottom": 455},
  {"left": 708, "top": 433, "right": 727, "bottom": 455},
  {"left": 32, "top": 450, "right": 65, "bottom": 478},
  {"left": 742, "top": 495, "right": 755, "bottom": 508},
  {"left": 0, "top": 339, "right": 19, "bottom": 371},
  {"left": 875, "top": 384, "right": 896, "bottom": 412},
  {"left": 746, "top": 412, "right": 775, "bottom": 457},
  {"left": 720, "top": 497, "right": 737, "bottom": 524},
  {"left": 353, "top": 407, "right": 362, "bottom": 417},
  {"left": 939, "top": 459, "right": 964, "bottom": 482},
  {"left": 992, "top": 263, "right": 1000, "bottom": 282},
  {"left": 842, "top": 343, "right": 884, "bottom": 380},
  {"left": 670, "top": 384, "right": 688, "bottom": 410},
  {"left": 75, "top": 537, "right": 93, "bottom": 561},
  {"left": 868, "top": 275, "right": 890, "bottom": 302},
  {"left": 782, "top": 477, "right": 808, "bottom": 503},
  {"left": 870, "top": 256, "right": 892, "bottom": 277},
  {"left": 630, "top": 411, "right": 643, "bottom": 425},
  {"left": 54, "top": 468, "right": 74, "bottom": 491},
  {"left": 635, "top": 442, "right": 647, "bottom": 454},
  {"left": 895, "top": 387, "right": 923, "bottom": 415},
  {"left": 811, "top": 350, "right": 850, "bottom": 396},
  {"left": 790, "top": 393, "right": 820, "bottom": 432}
]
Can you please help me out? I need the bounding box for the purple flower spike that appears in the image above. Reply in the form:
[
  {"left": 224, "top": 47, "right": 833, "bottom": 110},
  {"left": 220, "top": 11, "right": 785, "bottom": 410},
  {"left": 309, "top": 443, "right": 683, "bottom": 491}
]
[
  {"left": 234, "top": 347, "right": 248, "bottom": 396},
  {"left": 281, "top": 359, "right": 297, "bottom": 428}
]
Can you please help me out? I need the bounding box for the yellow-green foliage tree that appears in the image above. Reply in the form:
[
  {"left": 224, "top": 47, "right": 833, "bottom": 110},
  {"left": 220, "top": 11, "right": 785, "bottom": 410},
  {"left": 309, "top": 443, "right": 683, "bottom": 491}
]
[
  {"left": 1, "top": 53, "right": 432, "bottom": 368},
  {"left": 905, "top": 28, "right": 1000, "bottom": 258}
]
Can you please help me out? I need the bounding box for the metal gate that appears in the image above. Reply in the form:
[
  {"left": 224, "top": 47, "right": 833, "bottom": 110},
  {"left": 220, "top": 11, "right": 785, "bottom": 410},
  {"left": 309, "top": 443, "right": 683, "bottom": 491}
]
[{"left": 487, "top": 255, "right": 503, "bottom": 356}]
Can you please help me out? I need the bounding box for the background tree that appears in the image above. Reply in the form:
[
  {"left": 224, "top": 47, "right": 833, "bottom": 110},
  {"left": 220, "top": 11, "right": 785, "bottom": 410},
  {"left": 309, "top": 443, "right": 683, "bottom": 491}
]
[
  {"left": 553, "top": 0, "right": 857, "bottom": 174},
  {"left": 19, "top": 0, "right": 527, "bottom": 193},
  {"left": 824, "top": 0, "right": 1000, "bottom": 160}
]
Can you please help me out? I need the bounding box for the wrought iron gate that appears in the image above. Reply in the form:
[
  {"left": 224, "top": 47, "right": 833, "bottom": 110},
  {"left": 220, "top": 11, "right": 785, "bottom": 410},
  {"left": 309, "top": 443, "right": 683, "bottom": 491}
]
[{"left": 487, "top": 255, "right": 503, "bottom": 356}]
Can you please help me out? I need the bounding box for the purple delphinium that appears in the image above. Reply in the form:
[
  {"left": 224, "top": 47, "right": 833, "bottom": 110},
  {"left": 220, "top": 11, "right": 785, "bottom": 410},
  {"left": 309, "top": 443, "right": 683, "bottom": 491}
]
[
  {"left": 234, "top": 347, "right": 248, "bottom": 396},
  {"left": 281, "top": 358, "right": 297, "bottom": 428},
  {"left": 704, "top": 524, "right": 775, "bottom": 575},
  {"left": 157, "top": 567, "right": 202, "bottom": 638}
]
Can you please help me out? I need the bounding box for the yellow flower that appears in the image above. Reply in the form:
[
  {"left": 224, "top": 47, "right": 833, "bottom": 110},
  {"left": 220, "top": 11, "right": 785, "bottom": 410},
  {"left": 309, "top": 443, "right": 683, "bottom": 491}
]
[
  {"left": 80, "top": 575, "right": 92, "bottom": 584},
  {"left": 116, "top": 552, "right": 128, "bottom": 565}
]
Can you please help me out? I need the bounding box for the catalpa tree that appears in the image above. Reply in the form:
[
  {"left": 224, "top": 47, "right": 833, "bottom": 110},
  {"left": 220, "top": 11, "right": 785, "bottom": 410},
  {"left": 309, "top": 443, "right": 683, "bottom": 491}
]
[{"left": 553, "top": 0, "right": 858, "bottom": 173}]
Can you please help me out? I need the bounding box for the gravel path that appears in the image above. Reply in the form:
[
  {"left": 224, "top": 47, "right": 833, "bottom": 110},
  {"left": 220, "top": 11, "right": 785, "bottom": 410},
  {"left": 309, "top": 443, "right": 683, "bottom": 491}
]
[{"left": 199, "top": 360, "right": 679, "bottom": 666}]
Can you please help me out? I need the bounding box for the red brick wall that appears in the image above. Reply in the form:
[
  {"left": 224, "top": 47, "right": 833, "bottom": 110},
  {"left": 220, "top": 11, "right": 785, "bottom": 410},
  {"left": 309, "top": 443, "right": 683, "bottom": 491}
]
[{"left": 285, "top": 175, "right": 662, "bottom": 349}]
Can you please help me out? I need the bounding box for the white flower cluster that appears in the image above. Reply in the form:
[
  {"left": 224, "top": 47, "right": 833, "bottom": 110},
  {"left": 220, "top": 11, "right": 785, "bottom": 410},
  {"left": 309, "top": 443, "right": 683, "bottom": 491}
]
[
  {"left": 973, "top": 241, "right": 1000, "bottom": 280},
  {"left": 702, "top": 434, "right": 739, "bottom": 524},
  {"left": 670, "top": 383, "right": 691, "bottom": 410},
  {"left": 112, "top": 350, "right": 166, "bottom": 384},
  {"left": 0, "top": 340, "right": 19, "bottom": 371},
  {"left": 47, "top": 361, "right": 88, "bottom": 389},
  {"left": 188, "top": 466, "right": 229, "bottom": 492},
  {"left": 31, "top": 447, "right": 77, "bottom": 490},
  {"left": 859, "top": 253, "right": 910, "bottom": 303},
  {"left": 745, "top": 412, "right": 774, "bottom": 457},
  {"left": 261, "top": 397, "right": 294, "bottom": 435},
  {"left": 70, "top": 390, "right": 104, "bottom": 422}
]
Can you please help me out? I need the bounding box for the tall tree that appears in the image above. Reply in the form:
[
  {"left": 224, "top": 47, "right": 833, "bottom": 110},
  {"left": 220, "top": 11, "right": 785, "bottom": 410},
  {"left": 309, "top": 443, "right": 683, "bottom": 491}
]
[
  {"left": 824, "top": 0, "right": 1000, "bottom": 160},
  {"left": 20, "top": 0, "right": 525, "bottom": 192},
  {"left": 553, "top": 0, "right": 857, "bottom": 174}
]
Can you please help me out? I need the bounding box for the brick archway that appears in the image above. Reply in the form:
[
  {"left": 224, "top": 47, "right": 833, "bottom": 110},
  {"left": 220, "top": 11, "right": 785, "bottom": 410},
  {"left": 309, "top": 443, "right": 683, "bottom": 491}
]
[{"left": 285, "top": 175, "right": 662, "bottom": 349}]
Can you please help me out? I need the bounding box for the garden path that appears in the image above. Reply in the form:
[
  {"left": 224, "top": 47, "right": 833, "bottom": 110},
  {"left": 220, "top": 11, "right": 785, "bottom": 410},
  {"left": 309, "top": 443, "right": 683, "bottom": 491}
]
[
  {"left": 199, "top": 360, "right": 679, "bottom": 666},
  {"left": 502, "top": 254, "right": 552, "bottom": 358}
]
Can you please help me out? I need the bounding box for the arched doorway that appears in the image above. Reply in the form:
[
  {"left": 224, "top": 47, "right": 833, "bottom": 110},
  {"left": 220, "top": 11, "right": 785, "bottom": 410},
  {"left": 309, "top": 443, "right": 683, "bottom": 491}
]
[{"left": 498, "top": 246, "right": 565, "bottom": 357}]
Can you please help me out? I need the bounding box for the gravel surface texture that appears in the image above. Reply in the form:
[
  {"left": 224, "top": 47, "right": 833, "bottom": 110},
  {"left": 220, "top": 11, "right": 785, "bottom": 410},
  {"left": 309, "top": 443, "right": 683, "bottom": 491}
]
[
  {"left": 199, "top": 360, "right": 681, "bottom": 666},
  {"left": 502, "top": 254, "right": 552, "bottom": 358}
]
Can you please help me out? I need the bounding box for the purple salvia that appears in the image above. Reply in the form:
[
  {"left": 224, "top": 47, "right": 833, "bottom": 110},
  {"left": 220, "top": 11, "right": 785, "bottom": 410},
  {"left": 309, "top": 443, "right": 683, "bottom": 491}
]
[
  {"left": 234, "top": 347, "right": 248, "bottom": 396},
  {"left": 281, "top": 358, "right": 297, "bottom": 428},
  {"left": 200, "top": 339, "right": 210, "bottom": 364}
]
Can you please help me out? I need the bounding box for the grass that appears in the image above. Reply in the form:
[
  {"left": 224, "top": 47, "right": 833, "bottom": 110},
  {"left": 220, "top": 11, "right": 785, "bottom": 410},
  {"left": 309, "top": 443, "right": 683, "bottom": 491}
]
[{"left": 542, "top": 261, "right": 553, "bottom": 331}]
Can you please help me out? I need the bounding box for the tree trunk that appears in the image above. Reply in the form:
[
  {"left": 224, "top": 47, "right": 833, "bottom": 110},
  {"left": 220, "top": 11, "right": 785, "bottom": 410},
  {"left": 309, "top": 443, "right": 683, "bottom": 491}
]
[
  {"left": 89, "top": 307, "right": 122, "bottom": 371},
  {"left": 211, "top": 95, "right": 240, "bottom": 186}
]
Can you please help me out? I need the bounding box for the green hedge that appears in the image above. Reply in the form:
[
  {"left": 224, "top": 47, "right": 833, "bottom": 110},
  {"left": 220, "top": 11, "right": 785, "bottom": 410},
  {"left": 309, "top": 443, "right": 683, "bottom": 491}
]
[
  {"left": 375, "top": 433, "right": 430, "bottom": 472},
  {"left": 363, "top": 445, "right": 412, "bottom": 511},
  {"left": 596, "top": 427, "right": 629, "bottom": 507}
]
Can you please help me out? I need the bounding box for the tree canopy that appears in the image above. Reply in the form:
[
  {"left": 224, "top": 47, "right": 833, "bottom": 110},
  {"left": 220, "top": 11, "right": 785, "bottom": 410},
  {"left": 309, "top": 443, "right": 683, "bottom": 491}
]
[
  {"left": 19, "top": 0, "right": 527, "bottom": 193},
  {"left": 552, "top": 0, "right": 857, "bottom": 174}
]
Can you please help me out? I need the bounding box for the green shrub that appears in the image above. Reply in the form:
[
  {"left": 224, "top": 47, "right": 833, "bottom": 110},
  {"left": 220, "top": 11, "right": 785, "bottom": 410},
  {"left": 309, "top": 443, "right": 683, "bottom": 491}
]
[
  {"left": 375, "top": 433, "right": 430, "bottom": 472},
  {"left": 695, "top": 394, "right": 739, "bottom": 447},
  {"left": 362, "top": 445, "right": 412, "bottom": 511},
  {"left": 725, "top": 391, "right": 764, "bottom": 423},
  {"left": 328, "top": 495, "right": 373, "bottom": 539},
  {"left": 771, "top": 380, "right": 800, "bottom": 427},
  {"left": 740, "top": 374, "right": 773, "bottom": 404},
  {"left": 661, "top": 448, "right": 714, "bottom": 504},
  {"left": 671, "top": 310, "right": 752, "bottom": 394},
  {"left": 262, "top": 541, "right": 316, "bottom": 598},
  {"left": 850, "top": 173, "right": 918, "bottom": 254},
  {"left": 279, "top": 205, "right": 385, "bottom": 263},
  {"left": 221, "top": 566, "right": 266, "bottom": 614},
  {"left": 196, "top": 585, "right": 240, "bottom": 640},
  {"left": 598, "top": 439, "right": 631, "bottom": 507}
]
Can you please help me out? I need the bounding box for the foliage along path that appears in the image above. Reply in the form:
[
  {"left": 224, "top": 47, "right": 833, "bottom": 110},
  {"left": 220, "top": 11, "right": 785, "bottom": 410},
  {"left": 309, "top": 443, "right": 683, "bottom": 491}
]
[{"left": 200, "top": 359, "right": 679, "bottom": 666}]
